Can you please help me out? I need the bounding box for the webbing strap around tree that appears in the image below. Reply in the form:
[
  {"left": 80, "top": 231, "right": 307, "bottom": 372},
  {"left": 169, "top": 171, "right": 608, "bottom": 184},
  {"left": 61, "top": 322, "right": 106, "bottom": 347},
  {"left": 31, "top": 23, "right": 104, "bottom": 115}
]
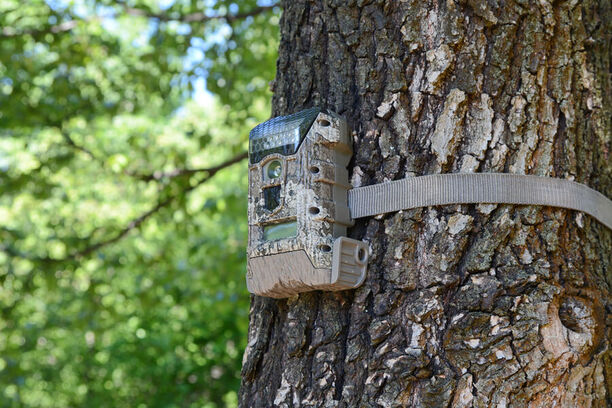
[{"left": 348, "top": 173, "right": 612, "bottom": 230}]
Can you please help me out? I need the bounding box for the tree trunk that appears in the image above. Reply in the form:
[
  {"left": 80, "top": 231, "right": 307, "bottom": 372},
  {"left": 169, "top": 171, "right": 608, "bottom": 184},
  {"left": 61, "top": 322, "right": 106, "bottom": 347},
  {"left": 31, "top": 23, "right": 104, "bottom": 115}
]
[{"left": 239, "top": 1, "right": 611, "bottom": 406}]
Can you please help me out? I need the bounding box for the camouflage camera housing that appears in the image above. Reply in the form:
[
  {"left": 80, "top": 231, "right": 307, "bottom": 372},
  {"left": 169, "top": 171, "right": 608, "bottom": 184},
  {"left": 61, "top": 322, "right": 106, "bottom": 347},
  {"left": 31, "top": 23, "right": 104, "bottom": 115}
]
[{"left": 247, "top": 108, "right": 368, "bottom": 298}]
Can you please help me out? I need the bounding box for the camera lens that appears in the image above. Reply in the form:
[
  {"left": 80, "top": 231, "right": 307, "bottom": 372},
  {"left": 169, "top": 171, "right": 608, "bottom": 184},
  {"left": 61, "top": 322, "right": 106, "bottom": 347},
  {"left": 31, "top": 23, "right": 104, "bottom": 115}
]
[{"left": 267, "top": 160, "right": 282, "bottom": 179}]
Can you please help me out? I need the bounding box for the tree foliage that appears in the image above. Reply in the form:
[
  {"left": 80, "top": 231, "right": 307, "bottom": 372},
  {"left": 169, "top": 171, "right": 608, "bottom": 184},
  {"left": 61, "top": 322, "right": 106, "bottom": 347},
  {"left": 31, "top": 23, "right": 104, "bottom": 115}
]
[{"left": 0, "top": 0, "right": 279, "bottom": 406}]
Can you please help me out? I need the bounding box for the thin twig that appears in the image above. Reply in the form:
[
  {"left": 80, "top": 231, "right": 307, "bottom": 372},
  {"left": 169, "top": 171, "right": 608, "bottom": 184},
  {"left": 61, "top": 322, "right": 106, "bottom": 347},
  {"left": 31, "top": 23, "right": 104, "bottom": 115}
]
[
  {"left": 62, "top": 132, "right": 97, "bottom": 160},
  {"left": 0, "top": 151, "right": 248, "bottom": 263},
  {"left": 131, "top": 151, "right": 248, "bottom": 181},
  {"left": 61, "top": 131, "right": 248, "bottom": 182},
  {"left": 70, "top": 151, "right": 247, "bottom": 258}
]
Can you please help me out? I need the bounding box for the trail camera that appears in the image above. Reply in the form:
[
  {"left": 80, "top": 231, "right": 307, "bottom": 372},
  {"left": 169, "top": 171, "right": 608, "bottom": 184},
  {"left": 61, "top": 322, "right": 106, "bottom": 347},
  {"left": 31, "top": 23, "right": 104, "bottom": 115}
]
[
  {"left": 246, "top": 109, "right": 612, "bottom": 298},
  {"left": 247, "top": 108, "right": 369, "bottom": 298}
]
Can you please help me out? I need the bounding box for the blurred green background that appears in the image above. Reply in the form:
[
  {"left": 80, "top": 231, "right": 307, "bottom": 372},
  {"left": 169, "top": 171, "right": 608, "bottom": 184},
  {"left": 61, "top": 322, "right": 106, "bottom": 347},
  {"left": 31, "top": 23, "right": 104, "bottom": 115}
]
[{"left": 0, "top": 1, "right": 279, "bottom": 406}]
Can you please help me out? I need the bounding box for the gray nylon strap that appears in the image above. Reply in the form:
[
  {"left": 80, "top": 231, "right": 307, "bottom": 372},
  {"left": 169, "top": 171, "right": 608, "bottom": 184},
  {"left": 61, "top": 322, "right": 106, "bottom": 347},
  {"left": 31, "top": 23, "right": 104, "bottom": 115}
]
[{"left": 348, "top": 173, "right": 612, "bottom": 230}]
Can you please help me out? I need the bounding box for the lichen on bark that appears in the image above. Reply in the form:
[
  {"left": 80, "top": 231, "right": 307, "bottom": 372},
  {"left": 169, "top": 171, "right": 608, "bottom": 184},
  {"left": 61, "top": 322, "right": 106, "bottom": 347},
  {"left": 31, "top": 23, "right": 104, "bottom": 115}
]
[{"left": 240, "top": 1, "right": 611, "bottom": 407}]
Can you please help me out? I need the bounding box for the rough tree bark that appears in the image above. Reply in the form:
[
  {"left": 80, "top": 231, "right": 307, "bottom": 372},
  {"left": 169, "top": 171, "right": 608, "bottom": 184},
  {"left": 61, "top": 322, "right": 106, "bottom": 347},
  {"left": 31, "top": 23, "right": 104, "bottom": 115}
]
[{"left": 240, "top": 1, "right": 611, "bottom": 407}]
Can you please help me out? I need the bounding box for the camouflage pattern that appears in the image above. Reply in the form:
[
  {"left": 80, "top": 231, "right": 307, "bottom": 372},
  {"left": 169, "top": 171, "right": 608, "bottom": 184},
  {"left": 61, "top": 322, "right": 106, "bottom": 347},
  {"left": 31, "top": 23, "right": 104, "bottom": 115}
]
[{"left": 247, "top": 110, "right": 366, "bottom": 298}]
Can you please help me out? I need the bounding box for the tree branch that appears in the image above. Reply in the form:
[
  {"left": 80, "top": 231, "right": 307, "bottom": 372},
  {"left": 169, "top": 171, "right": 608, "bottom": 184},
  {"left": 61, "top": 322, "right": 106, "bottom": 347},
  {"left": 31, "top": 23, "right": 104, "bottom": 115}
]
[
  {"left": 130, "top": 151, "right": 248, "bottom": 181},
  {"left": 62, "top": 132, "right": 98, "bottom": 160},
  {"left": 1, "top": 151, "right": 248, "bottom": 263},
  {"left": 62, "top": 130, "right": 248, "bottom": 182},
  {"left": 70, "top": 151, "right": 246, "bottom": 258}
]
